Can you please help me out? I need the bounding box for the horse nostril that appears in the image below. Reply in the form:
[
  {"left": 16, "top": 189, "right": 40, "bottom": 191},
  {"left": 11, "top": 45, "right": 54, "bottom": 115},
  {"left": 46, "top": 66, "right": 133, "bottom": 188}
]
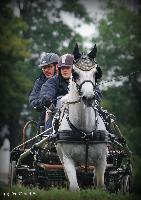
[
  {"left": 82, "top": 96, "right": 95, "bottom": 101},
  {"left": 82, "top": 95, "right": 95, "bottom": 107},
  {"left": 82, "top": 96, "right": 87, "bottom": 101},
  {"left": 92, "top": 95, "right": 95, "bottom": 100},
  {"left": 88, "top": 96, "right": 95, "bottom": 102}
]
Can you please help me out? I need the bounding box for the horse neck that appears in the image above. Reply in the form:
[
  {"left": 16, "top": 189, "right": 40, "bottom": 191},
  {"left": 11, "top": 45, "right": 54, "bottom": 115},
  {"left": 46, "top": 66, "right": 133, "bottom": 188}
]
[{"left": 68, "top": 97, "right": 96, "bottom": 132}]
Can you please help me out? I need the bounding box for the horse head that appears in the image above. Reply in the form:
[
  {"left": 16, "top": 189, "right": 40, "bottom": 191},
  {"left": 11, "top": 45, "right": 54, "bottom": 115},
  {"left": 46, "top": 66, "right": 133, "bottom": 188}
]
[{"left": 72, "top": 43, "right": 102, "bottom": 107}]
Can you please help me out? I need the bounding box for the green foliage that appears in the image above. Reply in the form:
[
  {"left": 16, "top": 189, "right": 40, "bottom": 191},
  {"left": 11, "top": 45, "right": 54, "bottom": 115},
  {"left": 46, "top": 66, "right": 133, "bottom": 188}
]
[
  {"left": 95, "top": 4, "right": 141, "bottom": 75},
  {"left": 94, "top": 1, "right": 141, "bottom": 193},
  {"left": 0, "top": 2, "right": 32, "bottom": 147},
  {"left": 0, "top": 0, "right": 93, "bottom": 147},
  {"left": 19, "top": 0, "right": 89, "bottom": 52},
  {"left": 61, "top": 0, "right": 92, "bottom": 23},
  {"left": 17, "top": 0, "right": 92, "bottom": 128}
]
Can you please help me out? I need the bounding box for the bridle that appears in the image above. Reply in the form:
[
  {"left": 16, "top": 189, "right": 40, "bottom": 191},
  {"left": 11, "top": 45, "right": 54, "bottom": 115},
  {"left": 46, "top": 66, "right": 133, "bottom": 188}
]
[
  {"left": 63, "top": 67, "right": 98, "bottom": 131},
  {"left": 65, "top": 78, "right": 96, "bottom": 105},
  {"left": 58, "top": 57, "right": 99, "bottom": 133},
  {"left": 75, "top": 80, "right": 96, "bottom": 97}
]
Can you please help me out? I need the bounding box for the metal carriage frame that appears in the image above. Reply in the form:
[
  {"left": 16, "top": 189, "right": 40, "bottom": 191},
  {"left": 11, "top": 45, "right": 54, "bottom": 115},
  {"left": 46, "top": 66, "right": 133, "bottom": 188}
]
[{"left": 9, "top": 119, "right": 133, "bottom": 194}]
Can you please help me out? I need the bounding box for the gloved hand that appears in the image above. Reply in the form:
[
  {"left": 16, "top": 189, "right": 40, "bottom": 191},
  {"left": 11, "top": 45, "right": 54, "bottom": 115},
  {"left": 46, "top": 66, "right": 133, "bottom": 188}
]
[
  {"left": 34, "top": 105, "right": 45, "bottom": 112},
  {"left": 41, "top": 97, "right": 52, "bottom": 108},
  {"left": 33, "top": 101, "right": 45, "bottom": 111}
]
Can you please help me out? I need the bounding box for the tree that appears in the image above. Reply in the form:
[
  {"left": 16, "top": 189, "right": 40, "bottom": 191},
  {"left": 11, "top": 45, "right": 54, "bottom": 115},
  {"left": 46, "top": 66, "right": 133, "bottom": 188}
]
[
  {"left": 12, "top": 0, "right": 93, "bottom": 132},
  {"left": 93, "top": 1, "right": 141, "bottom": 193},
  {"left": 0, "top": 0, "right": 93, "bottom": 147},
  {"left": 0, "top": 1, "right": 32, "bottom": 148},
  {"left": 15, "top": 0, "right": 92, "bottom": 78}
]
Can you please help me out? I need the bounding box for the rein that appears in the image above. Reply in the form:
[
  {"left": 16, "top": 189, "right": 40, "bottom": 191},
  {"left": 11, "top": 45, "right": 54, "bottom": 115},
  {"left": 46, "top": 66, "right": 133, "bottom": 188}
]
[{"left": 98, "top": 69, "right": 141, "bottom": 87}]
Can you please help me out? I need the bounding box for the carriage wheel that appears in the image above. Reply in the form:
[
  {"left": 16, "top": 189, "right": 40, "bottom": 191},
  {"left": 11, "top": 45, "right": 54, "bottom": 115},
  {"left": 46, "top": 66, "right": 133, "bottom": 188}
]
[{"left": 121, "top": 174, "right": 133, "bottom": 194}]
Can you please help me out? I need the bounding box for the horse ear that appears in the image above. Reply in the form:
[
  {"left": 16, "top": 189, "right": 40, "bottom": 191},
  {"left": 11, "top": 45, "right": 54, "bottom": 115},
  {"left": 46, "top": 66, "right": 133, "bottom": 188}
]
[
  {"left": 87, "top": 44, "right": 97, "bottom": 59},
  {"left": 72, "top": 43, "right": 81, "bottom": 60}
]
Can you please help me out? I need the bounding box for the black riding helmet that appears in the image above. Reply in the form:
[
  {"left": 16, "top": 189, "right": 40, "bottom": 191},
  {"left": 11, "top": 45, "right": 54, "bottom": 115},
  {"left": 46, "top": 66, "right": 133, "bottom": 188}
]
[
  {"left": 38, "top": 52, "right": 59, "bottom": 68},
  {"left": 58, "top": 54, "right": 74, "bottom": 68},
  {"left": 58, "top": 54, "right": 74, "bottom": 77}
]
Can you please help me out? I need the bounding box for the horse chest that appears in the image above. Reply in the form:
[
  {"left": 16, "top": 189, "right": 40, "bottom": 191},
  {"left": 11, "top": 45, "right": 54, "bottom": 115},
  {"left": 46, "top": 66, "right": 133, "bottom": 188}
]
[{"left": 68, "top": 104, "right": 96, "bottom": 131}]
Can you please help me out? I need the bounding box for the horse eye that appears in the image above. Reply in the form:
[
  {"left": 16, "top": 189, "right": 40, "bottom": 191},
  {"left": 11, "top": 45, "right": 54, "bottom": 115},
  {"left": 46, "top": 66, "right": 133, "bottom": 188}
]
[{"left": 73, "top": 72, "right": 79, "bottom": 80}]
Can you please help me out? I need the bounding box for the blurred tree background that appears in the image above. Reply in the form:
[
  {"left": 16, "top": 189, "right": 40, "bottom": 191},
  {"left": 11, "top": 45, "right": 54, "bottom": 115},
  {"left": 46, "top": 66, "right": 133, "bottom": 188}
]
[
  {"left": 0, "top": 0, "right": 91, "bottom": 148},
  {"left": 93, "top": 0, "right": 141, "bottom": 193},
  {"left": 0, "top": 0, "right": 31, "bottom": 148},
  {"left": 0, "top": 0, "right": 141, "bottom": 194}
]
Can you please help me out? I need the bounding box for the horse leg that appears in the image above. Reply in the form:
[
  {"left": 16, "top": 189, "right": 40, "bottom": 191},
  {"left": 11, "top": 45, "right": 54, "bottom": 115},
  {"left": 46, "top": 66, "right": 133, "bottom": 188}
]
[
  {"left": 95, "top": 162, "right": 106, "bottom": 189},
  {"left": 93, "top": 168, "right": 96, "bottom": 188},
  {"left": 63, "top": 155, "right": 80, "bottom": 191}
]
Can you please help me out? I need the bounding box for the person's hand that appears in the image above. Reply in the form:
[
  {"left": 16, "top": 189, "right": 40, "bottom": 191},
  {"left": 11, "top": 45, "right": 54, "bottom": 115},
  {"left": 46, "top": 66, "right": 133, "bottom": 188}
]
[
  {"left": 34, "top": 105, "right": 44, "bottom": 112},
  {"left": 42, "top": 97, "right": 52, "bottom": 108}
]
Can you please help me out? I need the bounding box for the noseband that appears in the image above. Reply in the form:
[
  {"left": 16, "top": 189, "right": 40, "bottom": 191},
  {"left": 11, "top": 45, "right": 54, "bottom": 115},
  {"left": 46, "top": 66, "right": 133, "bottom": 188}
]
[{"left": 76, "top": 80, "right": 96, "bottom": 96}]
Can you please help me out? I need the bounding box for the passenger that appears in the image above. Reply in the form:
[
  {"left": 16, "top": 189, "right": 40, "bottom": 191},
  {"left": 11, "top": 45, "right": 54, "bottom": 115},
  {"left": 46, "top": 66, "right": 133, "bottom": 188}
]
[
  {"left": 29, "top": 52, "right": 59, "bottom": 130},
  {"left": 40, "top": 54, "right": 102, "bottom": 130}
]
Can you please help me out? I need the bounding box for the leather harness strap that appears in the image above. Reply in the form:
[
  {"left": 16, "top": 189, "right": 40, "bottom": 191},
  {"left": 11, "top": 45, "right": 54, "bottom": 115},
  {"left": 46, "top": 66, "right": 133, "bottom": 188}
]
[{"left": 55, "top": 130, "right": 107, "bottom": 172}]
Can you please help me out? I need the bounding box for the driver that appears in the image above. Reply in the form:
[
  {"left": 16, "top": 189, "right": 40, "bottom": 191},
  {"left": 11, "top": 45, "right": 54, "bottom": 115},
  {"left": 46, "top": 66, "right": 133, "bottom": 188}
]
[{"left": 29, "top": 52, "right": 59, "bottom": 130}]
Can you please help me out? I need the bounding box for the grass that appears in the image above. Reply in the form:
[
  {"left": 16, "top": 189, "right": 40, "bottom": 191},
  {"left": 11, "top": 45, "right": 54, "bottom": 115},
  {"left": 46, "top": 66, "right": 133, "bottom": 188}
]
[{"left": 0, "top": 186, "right": 141, "bottom": 200}]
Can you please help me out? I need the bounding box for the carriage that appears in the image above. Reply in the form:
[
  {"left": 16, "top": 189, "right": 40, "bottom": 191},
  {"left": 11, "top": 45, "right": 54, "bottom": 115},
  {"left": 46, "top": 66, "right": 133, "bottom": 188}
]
[
  {"left": 10, "top": 117, "right": 133, "bottom": 193},
  {"left": 9, "top": 44, "right": 133, "bottom": 194}
]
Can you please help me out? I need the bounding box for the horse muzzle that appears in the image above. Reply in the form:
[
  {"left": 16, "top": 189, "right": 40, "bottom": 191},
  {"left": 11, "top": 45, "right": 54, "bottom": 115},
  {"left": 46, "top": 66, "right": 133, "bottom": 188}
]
[{"left": 82, "top": 95, "right": 95, "bottom": 107}]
